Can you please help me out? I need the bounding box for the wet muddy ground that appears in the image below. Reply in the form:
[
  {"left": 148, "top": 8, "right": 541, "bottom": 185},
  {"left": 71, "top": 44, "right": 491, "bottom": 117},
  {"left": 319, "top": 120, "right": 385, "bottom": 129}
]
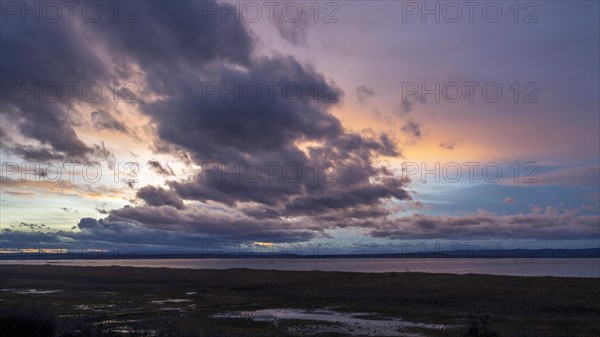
[{"left": 1, "top": 265, "right": 598, "bottom": 336}]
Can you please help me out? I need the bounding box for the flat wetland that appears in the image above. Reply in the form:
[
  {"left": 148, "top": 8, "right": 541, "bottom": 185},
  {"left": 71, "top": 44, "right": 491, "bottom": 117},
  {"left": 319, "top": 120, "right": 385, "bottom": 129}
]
[{"left": 1, "top": 264, "right": 599, "bottom": 336}]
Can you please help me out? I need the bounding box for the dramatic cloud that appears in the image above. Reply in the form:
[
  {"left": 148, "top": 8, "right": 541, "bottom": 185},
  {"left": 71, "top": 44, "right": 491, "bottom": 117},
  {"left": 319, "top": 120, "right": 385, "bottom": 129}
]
[
  {"left": 394, "top": 99, "right": 416, "bottom": 117},
  {"left": 272, "top": 3, "right": 311, "bottom": 45},
  {"left": 0, "top": 177, "right": 128, "bottom": 200},
  {"left": 371, "top": 208, "right": 599, "bottom": 240},
  {"left": 401, "top": 119, "right": 422, "bottom": 139},
  {"left": 147, "top": 160, "right": 174, "bottom": 176},
  {"left": 137, "top": 186, "right": 184, "bottom": 210},
  {"left": 91, "top": 110, "right": 127, "bottom": 132},
  {"left": 3, "top": 1, "right": 597, "bottom": 249},
  {"left": 356, "top": 85, "right": 376, "bottom": 104},
  {"left": 439, "top": 141, "right": 457, "bottom": 151},
  {"left": 0, "top": 7, "right": 110, "bottom": 161},
  {"left": 0, "top": 1, "right": 407, "bottom": 243}
]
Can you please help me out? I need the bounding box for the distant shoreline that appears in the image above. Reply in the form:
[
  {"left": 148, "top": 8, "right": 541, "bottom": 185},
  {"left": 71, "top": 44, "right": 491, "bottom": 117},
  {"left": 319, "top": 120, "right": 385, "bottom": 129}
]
[
  {"left": 1, "top": 247, "right": 599, "bottom": 260},
  {"left": 2, "top": 261, "right": 599, "bottom": 278},
  {"left": 2, "top": 257, "right": 598, "bottom": 278}
]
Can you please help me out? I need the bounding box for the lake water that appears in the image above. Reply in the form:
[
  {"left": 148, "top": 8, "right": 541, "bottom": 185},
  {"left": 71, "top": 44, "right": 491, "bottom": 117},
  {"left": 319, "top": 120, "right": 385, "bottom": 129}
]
[{"left": 3, "top": 257, "right": 599, "bottom": 278}]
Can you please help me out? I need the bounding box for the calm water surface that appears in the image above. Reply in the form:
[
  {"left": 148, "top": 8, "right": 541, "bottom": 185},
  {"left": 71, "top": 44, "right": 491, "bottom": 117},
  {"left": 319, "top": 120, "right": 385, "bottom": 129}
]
[{"left": 4, "top": 258, "right": 599, "bottom": 277}]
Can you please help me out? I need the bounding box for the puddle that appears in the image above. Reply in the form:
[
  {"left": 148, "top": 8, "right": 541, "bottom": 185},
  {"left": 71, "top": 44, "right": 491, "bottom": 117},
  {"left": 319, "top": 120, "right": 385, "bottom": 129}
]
[
  {"left": 107, "top": 326, "right": 158, "bottom": 336},
  {"left": 10, "top": 288, "right": 62, "bottom": 294},
  {"left": 158, "top": 307, "right": 184, "bottom": 311},
  {"left": 72, "top": 304, "right": 116, "bottom": 312},
  {"left": 214, "top": 308, "right": 456, "bottom": 336},
  {"left": 150, "top": 298, "right": 192, "bottom": 305},
  {"left": 59, "top": 314, "right": 83, "bottom": 318},
  {"left": 99, "top": 291, "right": 118, "bottom": 297},
  {"left": 97, "top": 319, "right": 143, "bottom": 325}
]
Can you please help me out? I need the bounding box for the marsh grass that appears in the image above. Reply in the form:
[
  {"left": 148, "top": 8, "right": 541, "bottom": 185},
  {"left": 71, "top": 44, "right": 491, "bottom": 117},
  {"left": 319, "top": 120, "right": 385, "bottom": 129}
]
[{"left": 1, "top": 265, "right": 598, "bottom": 336}]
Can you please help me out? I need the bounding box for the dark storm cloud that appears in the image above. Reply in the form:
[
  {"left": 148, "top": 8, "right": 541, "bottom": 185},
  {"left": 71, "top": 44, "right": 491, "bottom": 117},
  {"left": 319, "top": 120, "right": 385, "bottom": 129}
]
[
  {"left": 0, "top": 213, "right": 321, "bottom": 250},
  {"left": 439, "top": 141, "right": 457, "bottom": 150},
  {"left": 162, "top": 124, "right": 406, "bottom": 216},
  {"left": 91, "top": 110, "right": 127, "bottom": 132},
  {"left": 0, "top": 217, "right": 205, "bottom": 248},
  {"left": 370, "top": 210, "right": 600, "bottom": 240},
  {"left": 1, "top": 143, "right": 62, "bottom": 161},
  {"left": 272, "top": 4, "right": 311, "bottom": 45},
  {"left": 378, "top": 134, "right": 400, "bottom": 157},
  {"left": 87, "top": 1, "right": 254, "bottom": 86},
  {"left": 0, "top": 5, "right": 109, "bottom": 160},
  {"left": 145, "top": 55, "right": 343, "bottom": 162},
  {"left": 137, "top": 186, "right": 185, "bottom": 210},
  {"left": 95, "top": 204, "right": 109, "bottom": 215},
  {"left": 356, "top": 85, "right": 376, "bottom": 104},
  {"left": 3, "top": 1, "right": 409, "bottom": 243},
  {"left": 0, "top": 177, "right": 127, "bottom": 199},
  {"left": 104, "top": 63, "right": 404, "bottom": 240},
  {"left": 61, "top": 207, "right": 79, "bottom": 213},
  {"left": 401, "top": 119, "right": 422, "bottom": 139},
  {"left": 285, "top": 180, "right": 410, "bottom": 214},
  {"left": 1, "top": 103, "right": 93, "bottom": 161},
  {"left": 17, "top": 222, "right": 46, "bottom": 230},
  {"left": 147, "top": 160, "right": 175, "bottom": 176},
  {"left": 0, "top": 228, "right": 63, "bottom": 244},
  {"left": 1, "top": 1, "right": 253, "bottom": 161},
  {"left": 132, "top": 45, "right": 408, "bottom": 226},
  {"left": 394, "top": 99, "right": 416, "bottom": 117},
  {"left": 328, "top": 133, "right": 400, "bottom": 158},
  {"left": 107, "top": 206, "right": 322, "bottom": 243}
]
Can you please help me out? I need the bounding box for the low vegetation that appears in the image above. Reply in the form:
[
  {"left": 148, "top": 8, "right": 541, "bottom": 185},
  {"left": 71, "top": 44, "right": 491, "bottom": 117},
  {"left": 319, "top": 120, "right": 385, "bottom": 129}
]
[{"left": 1, "top": 265, "right": 598, "bottom": 336}]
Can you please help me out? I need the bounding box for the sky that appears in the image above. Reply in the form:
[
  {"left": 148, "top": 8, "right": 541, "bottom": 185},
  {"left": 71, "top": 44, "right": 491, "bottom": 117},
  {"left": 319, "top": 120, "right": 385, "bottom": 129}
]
[{"left": 0, "top": 0, "right": 599, "bottom": 254}]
